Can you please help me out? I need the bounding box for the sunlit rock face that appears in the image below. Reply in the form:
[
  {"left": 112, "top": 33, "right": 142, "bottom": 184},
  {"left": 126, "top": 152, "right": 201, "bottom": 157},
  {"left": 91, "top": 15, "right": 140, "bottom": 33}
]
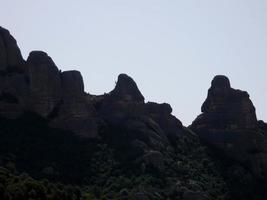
[{"left": 191, "top": 75, "right": 267, "bottom": 179}]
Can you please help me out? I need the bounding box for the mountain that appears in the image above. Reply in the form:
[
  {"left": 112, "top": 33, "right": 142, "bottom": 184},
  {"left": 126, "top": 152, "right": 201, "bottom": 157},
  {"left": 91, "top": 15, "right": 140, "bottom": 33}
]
[
  {"left": 191, "top": 75, "right": 267, "bottom": 199},
  {"left": 191, "top": 75, "right": 267, "bottom": 179},
  {"left": 0, "top": 26, "right": 266, "bottom": 200}
]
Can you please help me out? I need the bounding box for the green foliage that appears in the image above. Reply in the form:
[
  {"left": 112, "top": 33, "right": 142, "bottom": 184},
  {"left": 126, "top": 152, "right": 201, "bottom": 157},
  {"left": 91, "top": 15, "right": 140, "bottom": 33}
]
[
  {"left": 0, "top": 167, "right": 83, "bottom": 200},
  {"left": 0, "top": 113, "right": 263, "bottom": 200}
]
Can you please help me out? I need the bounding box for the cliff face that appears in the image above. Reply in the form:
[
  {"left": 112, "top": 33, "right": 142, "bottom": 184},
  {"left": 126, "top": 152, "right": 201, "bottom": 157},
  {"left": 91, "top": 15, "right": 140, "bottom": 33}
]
[
  {"left": 0, "top": 26, "right": 187, "bottom": 170},
  {"left": 191, "top": 75, "right": 267, "bottom": 179},
  {"left": 27, "top": 51, "right": 62, "bottom": 117},
  {"left": 0, "top": 27, "right": 183, "bottom": 143},
  {"left": 0, "top": 27, "right": 24, "bottom": 71},
  {"left": 197, "top": 75, "right": 257, "bottom": 129}
]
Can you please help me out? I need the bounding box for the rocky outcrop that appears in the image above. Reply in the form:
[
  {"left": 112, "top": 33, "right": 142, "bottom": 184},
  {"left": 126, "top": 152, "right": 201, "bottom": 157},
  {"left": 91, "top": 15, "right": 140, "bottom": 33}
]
[
  {"left": 3, "top": 25, "right": 267, "bottom": 180},
  {"left": 258, "top": 120, "right": 267, "bottom": 131},
  {"left": 27, "top": 51, "right": 61, "bottom": 117},
  {"left": 191, "top": 75, "right": 267, "bottom": 179},
  {"left": 61, "top": 70, "right": 84, "bottom": 97},
  {"left": 110, "top": 73, "right": 144, "bottom": 103},
  {"left": 145, "top": 102, "right": 183, "bottom": 139},
  {"left": 2, "top": 26, "right": 267, "bottom": 200},
  {"left": 95, "top": 74, "right": 184, "bottom": 167},
  {"left": 50, "top": 71, "right": 98, "bottom": 138},
  {"left": 0, "top": 27, "right": 185, "bottom": 144},
  {"left": 0, "top": 26, "right": 24, "bottom": 71},
  {"left": 98, "top": 74, "right": 183, "bottom": 137},
  {"left": 197, "top": 75, "right": 257, "bottom": 129},
  {"left": 0, "top": 71, "right": 29, "bottom": 119},
  {"left": 0, "top": 27, "right": 27, "bottom": 118}
]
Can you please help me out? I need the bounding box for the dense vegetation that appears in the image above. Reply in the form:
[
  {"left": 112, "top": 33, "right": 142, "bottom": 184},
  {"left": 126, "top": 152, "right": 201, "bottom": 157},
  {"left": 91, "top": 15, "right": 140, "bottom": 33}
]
[
  {"left": 0, "top": 113, "right": 265, "bottom": 200},
  {"left": 0, "top": 167, "right": 84, "bottom": 200}
]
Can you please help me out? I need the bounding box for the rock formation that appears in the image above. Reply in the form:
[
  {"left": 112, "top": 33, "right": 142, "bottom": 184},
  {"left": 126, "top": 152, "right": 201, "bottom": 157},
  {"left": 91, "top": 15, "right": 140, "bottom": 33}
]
[
  {"left": 110, "top": 73, "right": 144, "bottom": 103},
  {"left": 1, "top": 26, "right": 267, "bottom": 200},
  {"left": 0, "top": 27, "right": 101, "bottom": 137},
  {"left": 198, "top": 75, "right": 257, "bottom": 129},
  {"left": 94, "top": 73, "right": 184, "bottom": 159},
  {"left": 0, "top": 26, "right": 24, "bottom": 71},
  {"left": 145, "top": 102, "right": 183, "bottom": 139},
  {"left": 50, "top": 70, "right": 98, "bottom": 138},
  {"left": 191, "top": 75, "right": 267, "bottom": 179},
  {"left": 27, "top": 51, "right": 61, "bottom": 117},
  {"left": 0, "top": 27, "right": 27, "bottom": 118},
  {"left": 0, "top": 27, "right": 184, "bottom": 144}
]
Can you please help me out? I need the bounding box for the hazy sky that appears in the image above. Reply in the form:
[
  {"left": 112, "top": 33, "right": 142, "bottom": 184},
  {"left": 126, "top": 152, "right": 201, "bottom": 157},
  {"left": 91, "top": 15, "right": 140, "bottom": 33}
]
[{"left": 1, "top": 0, "right": 266, "bottom": 125}]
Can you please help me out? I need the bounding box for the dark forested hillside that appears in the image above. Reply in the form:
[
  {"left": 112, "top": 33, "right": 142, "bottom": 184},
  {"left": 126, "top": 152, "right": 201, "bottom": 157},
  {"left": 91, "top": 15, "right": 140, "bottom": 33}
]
[{"left": 0, "top": 113, "right": 229, "bottom": 200}]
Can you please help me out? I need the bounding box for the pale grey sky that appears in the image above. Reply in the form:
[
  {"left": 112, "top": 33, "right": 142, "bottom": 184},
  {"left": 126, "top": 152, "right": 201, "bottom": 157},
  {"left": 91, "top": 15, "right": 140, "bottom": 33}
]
[{"left": 1, "top": 0, "right": 266, "bottom": 125}]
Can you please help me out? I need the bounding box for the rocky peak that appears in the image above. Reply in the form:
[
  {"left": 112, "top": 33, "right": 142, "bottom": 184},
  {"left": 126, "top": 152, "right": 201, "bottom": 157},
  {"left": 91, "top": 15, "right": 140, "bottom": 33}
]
[
  {"left": 27, "top": 51, "right": 56, "bottom": 66},
  {"left": 0, "top": 26, "right": 24, "bottom": 71},
  {"left": 146, "top": 102, "right": 172, "bottom": 115},
  {"left": 61, "top": 70, "right": 84, "bottom": 97},
  {"left": 191, "top": 75, "right": 267, "bottom": 180},
  {"left": 211, "top": 75, "right": 231, "bottom": 89},
  {"left": 27, "top": 51, "right": 61, "bottom": 117},
  {"left": 27, "top": 51, "right": 60, "bottom": 82},
  {"left": 110, "top": 73, "right": 144, "bottom": 102},
  {"left": 203, "top": 75, "right": 231, "bottom": 107},
  {"left": 199, "top": 75, "right": 257, "bottom": 129},
  {"left": 50, "top": 70, "right": 98, "bottom": 138}
]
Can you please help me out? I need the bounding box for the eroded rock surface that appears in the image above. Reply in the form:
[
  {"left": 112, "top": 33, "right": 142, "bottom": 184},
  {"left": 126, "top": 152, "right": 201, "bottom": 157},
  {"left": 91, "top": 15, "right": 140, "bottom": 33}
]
[
  {"left": 27, "top": 51, "right": 61, "bottom": 117},
  {"left": 0, "top": 26, "right": 24, "bottom": 71},
  {"left": 95, "top": 74, "right": 184, "bottom": 155},
  {"left": 0, "top": 27, "right": 26, "bottom": 118},
  {"left": 110, "top": 73, "right": 144, "bottom": 103},
  {"left": 191, "top": 75, "right": 267, "bottom": 179},
  {"left": 50, "top": 70, "right": 98, "bottom": 138},
  {"left": 198, "top": 75, "right": 257, "bottom": 129}
]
